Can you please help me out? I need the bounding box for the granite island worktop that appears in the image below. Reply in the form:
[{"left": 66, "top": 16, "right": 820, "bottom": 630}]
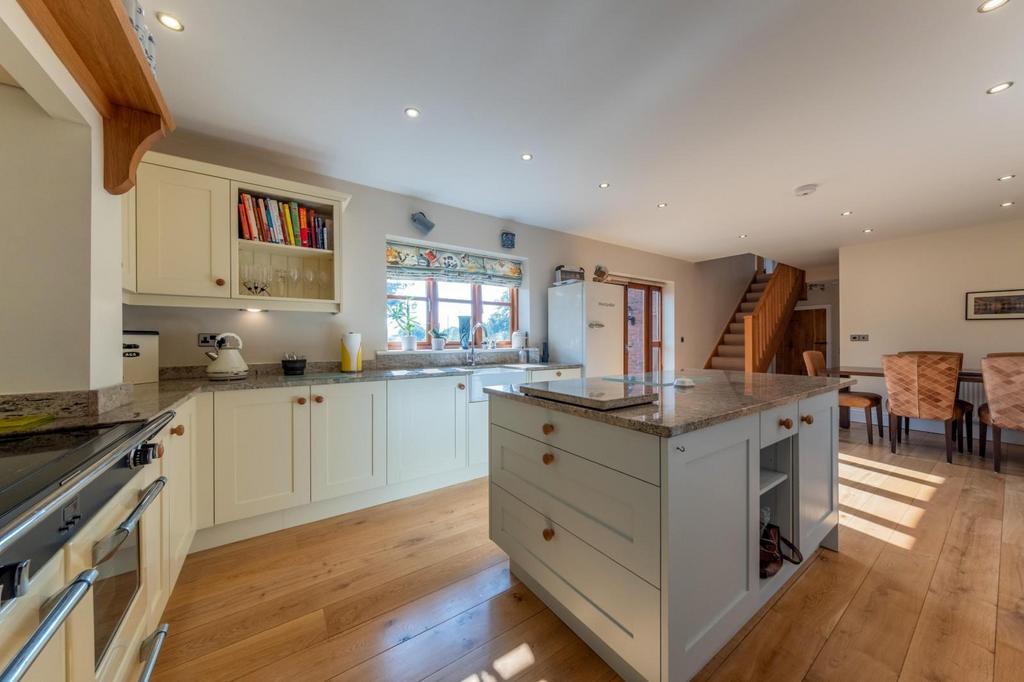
[
  {"left": 484, "top": 369, "right": 855, "bottom": 438},
  {"left": 4, "top": 362, "right": 582, "bottom": 435}
]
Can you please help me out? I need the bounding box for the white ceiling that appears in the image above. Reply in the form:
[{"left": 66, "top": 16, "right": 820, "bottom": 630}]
[{"left": 152, "top": 0, "right": 1024, "bottom": 266}]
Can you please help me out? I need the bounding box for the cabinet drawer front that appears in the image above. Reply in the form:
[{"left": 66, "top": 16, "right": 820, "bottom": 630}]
[
  {"left": 490, "top": 485, "right": 660, "bottom": 680},
  {"left": 530, "top": 367, "right": 581, "bottom": 382},
  {"left": 759, "top": 401, "right": 799, "bottom": 447},
  {"left": 490, "top": 426, "right": 660, "bottom": 586},
  {"left": 490, "top": 398, "right": 660, "bottom": 485}
]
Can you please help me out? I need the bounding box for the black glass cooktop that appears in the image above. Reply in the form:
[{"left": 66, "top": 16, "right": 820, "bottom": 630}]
[{"left": 0, "top": 421, "right": 146, "bottom": 527}]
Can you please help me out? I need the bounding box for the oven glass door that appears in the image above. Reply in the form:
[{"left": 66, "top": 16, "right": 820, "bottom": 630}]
[{"left": 91, "top": 523, "right": 141, "bottom": 667}]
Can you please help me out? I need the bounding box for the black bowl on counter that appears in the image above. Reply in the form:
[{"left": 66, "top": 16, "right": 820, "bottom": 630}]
[{"left": 281, "top": 358, "right": 307, "bottom": 376}]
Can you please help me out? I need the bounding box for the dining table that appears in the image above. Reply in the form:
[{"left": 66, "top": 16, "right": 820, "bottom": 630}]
[{"left": 826, "top": 365, "right": 983, "bottom": 428}]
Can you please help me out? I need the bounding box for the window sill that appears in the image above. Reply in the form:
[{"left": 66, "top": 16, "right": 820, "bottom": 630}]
[{"left": 378, "top": 347, "right": 537, "bottom": 356}]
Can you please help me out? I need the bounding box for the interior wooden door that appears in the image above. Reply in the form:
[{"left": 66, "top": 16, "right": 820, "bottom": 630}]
[{"left": 776, "top": 308, "right": 827, "bottom": 375}]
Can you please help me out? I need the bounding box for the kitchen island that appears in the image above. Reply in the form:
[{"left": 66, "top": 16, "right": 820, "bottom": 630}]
[{"left": 484, "top": 370, "right": 854, "bottom": 681}]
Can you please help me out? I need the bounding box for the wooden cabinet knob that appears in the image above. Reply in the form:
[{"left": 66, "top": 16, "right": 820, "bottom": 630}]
[
  {"left": 555, "top": 371, "right": 562, "bottom": 377},
  {"left": 779, "top": 417, "right": 794, "bottom": 430},
  {"left": 542, "top": 423, "right": 555, "bottom": 435},
  {"left": 215, "top": 278, "right": 226, "bottom": 286},
  {"left": 314, "top": 395, "right": 324, "bottom": 403},
  {"left": 542, "top": 452, "right": 555, "bottom": 465},
  {"left": 170, "top": 425, "right": 185, "bottom": 437},
  {"left": 542, "top": 528, "right": 555, "bottom": 542},
  {"left": 157, "top": 443, "right": 165, "bottom": 457},
  {"left": 801, "top": 414, "right": 814, "bottom": 425},
  {"left": 297, "top": 397, "right": 307, "bottom": 405},
  {"left": 457, "top": 383, "right": 466, "bottom": 390}
]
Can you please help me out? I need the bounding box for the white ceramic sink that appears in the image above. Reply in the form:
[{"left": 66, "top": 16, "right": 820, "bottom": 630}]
[{"left": 461, "top": 366, "right": 529, "bottom": 402}]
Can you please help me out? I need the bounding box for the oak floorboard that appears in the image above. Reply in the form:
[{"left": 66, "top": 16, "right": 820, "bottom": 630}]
[
  {"left": 240, "top": 561, "right": 519, "bottom": 681},
  {"left": 995, "top": 483, "right": 1024, "bottom": 682},
  {"left": 898, "top": 468, "right": 1004, "bottom": 681},
  {"left": 157, "top": 542, "right": 505, "bottom": 670}
]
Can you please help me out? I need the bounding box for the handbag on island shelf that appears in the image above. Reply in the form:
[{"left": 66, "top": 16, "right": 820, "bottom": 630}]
[{"left": 759, "top": 523, "right": 803, "bottom": 579}]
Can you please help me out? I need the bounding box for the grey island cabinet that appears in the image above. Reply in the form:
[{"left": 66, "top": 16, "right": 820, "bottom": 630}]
[{"left": 484, "top": 370, "right": 854, "bottom": 681}]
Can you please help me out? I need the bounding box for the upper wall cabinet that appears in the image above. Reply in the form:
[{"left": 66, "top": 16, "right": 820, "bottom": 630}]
[
  {"left": 124, "top": 153, "right": 350, "bottom": 313},
  {"left": 136, "top": 164, "right": 231, "bottom": 297}
]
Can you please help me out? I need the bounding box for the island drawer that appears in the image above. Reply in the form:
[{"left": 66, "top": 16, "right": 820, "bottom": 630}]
[
  {"left": 490, "top": 425, "right": 661, "bottom": 586},
  {"left": 490, "top": 484, "right": 660, "bottom": 681},
  {"left": 489, "top": 398, "right": 660, "bottom": 485},
  {"left": 759, "top": 401, "right": 799, "bottom": 447}
]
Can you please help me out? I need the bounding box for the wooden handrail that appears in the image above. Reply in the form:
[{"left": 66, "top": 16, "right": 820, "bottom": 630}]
[{"left": 743, "top": 264, "right": 804, "bottom": 373}]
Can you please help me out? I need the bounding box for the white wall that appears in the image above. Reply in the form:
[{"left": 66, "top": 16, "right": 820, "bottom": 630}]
[
  {"left": 124, "top": 130, "right": 755, "bottom": 369},
  {"left": 0, "top": 84, "right": 92, "bottom": 392}
]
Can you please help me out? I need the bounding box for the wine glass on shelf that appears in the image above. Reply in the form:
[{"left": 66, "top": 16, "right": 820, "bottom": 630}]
[{"left": 241, "top": 263, "right": 271, "bottom": 296}]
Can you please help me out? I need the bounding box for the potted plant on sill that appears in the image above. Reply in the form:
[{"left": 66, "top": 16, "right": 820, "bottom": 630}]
[
  {"left": 388, "top": 297, "right": 419, "bottom": 351},
  {"left": 429, "top": 328, "right": 449, "bottom": 351}
]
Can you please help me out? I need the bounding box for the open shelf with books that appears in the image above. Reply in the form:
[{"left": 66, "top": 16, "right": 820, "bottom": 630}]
[{"left": 231, "top": 181, "right": 342, "bottom": 307}]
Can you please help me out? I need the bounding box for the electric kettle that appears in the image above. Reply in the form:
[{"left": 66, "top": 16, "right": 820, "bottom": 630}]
[{"left": 205, "top": 332, "right": 249, "bottom": 380}]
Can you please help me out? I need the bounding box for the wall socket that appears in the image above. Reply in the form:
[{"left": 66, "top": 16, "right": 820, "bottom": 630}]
[
  {"left": 198, "top": 333, "right": 220, "bottom": 347},
  {"left": 850, "top": 334, "right": 869, "bottom": 342}
]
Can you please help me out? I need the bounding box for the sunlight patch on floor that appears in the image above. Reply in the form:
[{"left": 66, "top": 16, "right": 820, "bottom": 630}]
[
  {"left": 460, "top": 642, "right": 537, "bottom": 681},
  {"left": 839, "top": 509, "right": 915, "bottom": 548},
  {"left": 839, "top": 452, "right": 946, "bottom": 485}
]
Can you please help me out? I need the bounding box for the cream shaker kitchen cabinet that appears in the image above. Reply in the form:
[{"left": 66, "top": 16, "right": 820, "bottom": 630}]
[
  {"left": 529, "top": 367, "right": 582, "bottom": 382},
  {"left": 387, "top": 376, "right": 467, "bottom": 483},
  {"left": 0, "top": 552, "right": 68, "bottom": 682},
  {"left": 214, "top": 387, "right": 312, "bottom": 524},
  {"left": 466, "top": 401, "right": 489, "bottom": 466},
  {"left": 135, "top": 163, "right": 232, "bottom": 297},
  {"left": 310, "top": 382, "right": 387, "bottom": 502},
  {"left": 162, "top": 399, "right": 197, "bottom": 597}
]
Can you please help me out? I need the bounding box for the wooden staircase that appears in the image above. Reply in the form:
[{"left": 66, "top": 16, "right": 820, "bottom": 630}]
[{"left": 705, "top": 264, "right": 805, "bottom": 373}]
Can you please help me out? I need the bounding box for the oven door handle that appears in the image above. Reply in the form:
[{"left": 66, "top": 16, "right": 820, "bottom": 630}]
[
  {"left": 138, "top": 623, "right": 169, "bottom": 682},
  {"left": 0, "top": 569, "right": 98, "bottom": 682},
  {"left": 92, "top": 477, "right": 167, "bottom": 566}
]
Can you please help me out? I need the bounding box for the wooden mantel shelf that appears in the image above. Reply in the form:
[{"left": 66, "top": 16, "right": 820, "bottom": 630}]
[{"left": 17, "top": 0, "right": 176, "bottom": 194}]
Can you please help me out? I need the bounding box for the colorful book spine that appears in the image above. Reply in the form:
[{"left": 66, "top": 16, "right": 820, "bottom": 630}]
[
  {"left": 289, "top": 203, "right": 302, "bottom": 247},
  {"left": 244, "top": 194, "right": 263, "bottom": 242},
  {"left": 238, "top": 203, "right": 251, "bottom": 240},
  {"left": 282, "top": 202, "right": 295, "bottom": 245},
  {"left": 298, "top": 207, "right": 309, "bottom": 247}
]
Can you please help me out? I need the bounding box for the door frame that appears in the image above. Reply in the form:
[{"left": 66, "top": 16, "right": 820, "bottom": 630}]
[
  {"left": 792, "top": 304, "right": 832, "bottom": 369},
  {"left": 622, "top": 282, "right": 664, "bottom": 374}
]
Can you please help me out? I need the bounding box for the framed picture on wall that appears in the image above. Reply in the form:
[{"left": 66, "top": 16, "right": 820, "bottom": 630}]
[{"left": 965, "top": 289, "right": 1024, "bottom": 320}]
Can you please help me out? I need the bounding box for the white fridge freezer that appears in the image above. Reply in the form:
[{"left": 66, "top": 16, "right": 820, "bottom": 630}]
[{"left": 547, "top": 281, "right": 624, "bottom": 377}]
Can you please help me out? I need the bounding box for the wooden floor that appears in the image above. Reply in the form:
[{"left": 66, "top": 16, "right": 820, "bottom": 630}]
[{"left": 154, "top": 430, "right": 1024, "bottom": 681}]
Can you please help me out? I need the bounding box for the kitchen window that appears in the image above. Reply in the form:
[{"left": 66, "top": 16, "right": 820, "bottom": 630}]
[{"left": 387, "top": 278, "right": 518, "bottom": 349}]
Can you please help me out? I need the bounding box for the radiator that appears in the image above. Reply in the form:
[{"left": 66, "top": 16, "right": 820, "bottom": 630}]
[{"left": 959, "top": 382, "right": 987, "bottom": 414}]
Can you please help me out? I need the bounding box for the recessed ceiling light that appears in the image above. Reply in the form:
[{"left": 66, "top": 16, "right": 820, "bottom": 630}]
[
  {"left": 404, "top": 107, "right": 421, "bottom": 118},
  {"left": 987, "top": 81, "right": 1014, "bottom": 94},
  {"left": 155, "top": 12, "right": 184, "bottom": 31},
  {"left": 998, "top": 174, "right": 1016, "bottom": 181},
  {"left": 1001, "top": 201, "right": 1015, "bottom": 207},
  {"left": 738, "top": 234, "right": 748, "bottom": 239},
  {"left": 840, "top": 210, "right": 853, "bottom": 216},
  {"left": 243, "top": 308, "right": 265, "bottom": 313},
  {"left": 657, "top": 202, "right": 668, "bottom": 208},
  {"left": 863, "top": 228, "right": 873, "bottom": 233},
  {"left": 978, "top": 0, "right": 1010, "bottom": 12},
  {"left": 597, "top": 182, "right": 610, "bottom": 189},
  {"left": 520, "top": 153, "right": 533, "bottom": 161}
]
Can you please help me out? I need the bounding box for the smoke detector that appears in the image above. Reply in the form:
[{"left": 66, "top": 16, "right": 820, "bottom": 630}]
[{"left": 794, "top": 183, "right": 818, "bottom": 197}]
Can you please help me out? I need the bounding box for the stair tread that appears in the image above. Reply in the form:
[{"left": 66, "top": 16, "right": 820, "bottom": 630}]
[
  {"left": 710, "top": 356, "right": 745, "bottom": 370},
  {"left": 750, "top": 282, "right": 767, "bottom": 292},
  {"left": 723, "top": 333, "right": 744, "bottom": 344},
  {"left": 728, "top": 323, "right": 745, "bottom": 333},
  {"left": 717, "top": 345, "right": 744, "bottom": 357}
]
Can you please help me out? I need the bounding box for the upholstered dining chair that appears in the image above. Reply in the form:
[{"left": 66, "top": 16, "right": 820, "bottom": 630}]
[
  {"left": 979, "top": 354, "right": 1024, "bottom": 472},
  {"left": 883, "top": 353, "right": 962, "bottom": 462},
  {"left": 803, "top": 350, "right": 883, "bottom": 443},
  {"left": 897, "top": 351, "right": 974, "bottom": 454}
]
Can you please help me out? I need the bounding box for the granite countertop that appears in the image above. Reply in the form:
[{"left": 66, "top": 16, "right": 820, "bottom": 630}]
[
  {"left": 4, "top": 363, "right": 582, "bottom": 436},
  {"left": 484, "top": 369, "right": 857, "bottom": 438}
]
